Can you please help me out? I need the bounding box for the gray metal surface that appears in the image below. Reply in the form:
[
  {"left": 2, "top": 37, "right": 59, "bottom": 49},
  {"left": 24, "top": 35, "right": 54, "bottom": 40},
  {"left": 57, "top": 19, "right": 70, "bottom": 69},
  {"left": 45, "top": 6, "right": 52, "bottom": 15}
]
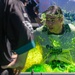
[{"left": 20, "top": 72, "right": 75, "bottom": 75}]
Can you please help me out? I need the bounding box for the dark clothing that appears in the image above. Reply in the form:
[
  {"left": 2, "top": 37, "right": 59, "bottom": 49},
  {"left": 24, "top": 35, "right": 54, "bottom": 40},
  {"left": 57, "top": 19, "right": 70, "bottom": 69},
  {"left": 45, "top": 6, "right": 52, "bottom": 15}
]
[
  {"left": 0, "top": 66, "right": 15, "bottom": 75},
  {"left": 26, "top": 0, "right": 38, "bottom": 23},
  {"left": 0, "top": 0, "right": 35, "bottom": 74},
  {"left": 0, "top": 0, "right": 35, "bottom": 66}
]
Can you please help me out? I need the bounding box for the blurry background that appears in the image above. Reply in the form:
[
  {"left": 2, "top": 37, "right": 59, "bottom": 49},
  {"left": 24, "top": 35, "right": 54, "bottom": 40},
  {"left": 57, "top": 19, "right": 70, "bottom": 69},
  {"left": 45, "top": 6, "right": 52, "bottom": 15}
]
[{"left": 39, "top": 0, "right": 75, "bottom": 13}]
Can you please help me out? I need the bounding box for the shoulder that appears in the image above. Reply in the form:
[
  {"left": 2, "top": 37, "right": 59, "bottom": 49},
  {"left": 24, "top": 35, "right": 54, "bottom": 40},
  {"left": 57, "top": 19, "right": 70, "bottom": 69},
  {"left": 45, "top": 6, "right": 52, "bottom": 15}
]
[
  {"left": 68, "top": 23, "right": 75, "bottom": 32},
  {"left": 9, "top": 0, "right": 24, "bottom": 7},
  {"left": 9, "top": 0, "right": 25, "bottom": 13},
  {"left": 63, "top": 23, "right": 75, "bottom": 32},
  {"left": 36, "top": 25, "right": 44, "bottom": 31},
  {"left": 32, "top": 25, "right": 44, "bottom": 35}
]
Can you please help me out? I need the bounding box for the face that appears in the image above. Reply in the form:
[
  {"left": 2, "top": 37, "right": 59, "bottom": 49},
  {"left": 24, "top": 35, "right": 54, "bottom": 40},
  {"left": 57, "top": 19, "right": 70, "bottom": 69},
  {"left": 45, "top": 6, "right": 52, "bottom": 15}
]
[{"left": 46, "top": 14, "right": 63, "bottom": 34}]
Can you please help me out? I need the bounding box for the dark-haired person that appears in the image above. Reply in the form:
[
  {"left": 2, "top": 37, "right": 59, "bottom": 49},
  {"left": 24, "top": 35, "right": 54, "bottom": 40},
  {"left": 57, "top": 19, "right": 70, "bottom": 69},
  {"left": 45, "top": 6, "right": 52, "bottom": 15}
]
[
  {"left": 25, "top": 0, "right": 41, "bottom": 29},
  {"left": 0, "top": 0, "right": 35, "bottom": 75},
  {"left": 33, "top": 5, "right": 75, "bottom": 66},
  {"left": 25, "top": 0, "right": 39, "bottom": 22}
]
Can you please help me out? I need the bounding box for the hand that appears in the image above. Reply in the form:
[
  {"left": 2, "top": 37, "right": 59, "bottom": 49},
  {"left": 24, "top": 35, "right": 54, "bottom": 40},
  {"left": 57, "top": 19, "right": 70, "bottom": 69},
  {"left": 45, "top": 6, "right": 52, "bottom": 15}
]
[
  {"left": 13, "top": 68, "right": 21, "bottom": 75},
  {"left": 1, "top": 51, "right": 28, "bottom": 70}
]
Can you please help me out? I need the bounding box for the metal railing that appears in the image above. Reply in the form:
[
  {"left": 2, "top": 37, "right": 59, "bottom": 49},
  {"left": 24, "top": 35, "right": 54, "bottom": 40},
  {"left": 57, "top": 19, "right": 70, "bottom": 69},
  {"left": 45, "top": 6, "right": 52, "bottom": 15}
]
[{"left": 20, "top": 72, "right": 75, "bottom": 75}]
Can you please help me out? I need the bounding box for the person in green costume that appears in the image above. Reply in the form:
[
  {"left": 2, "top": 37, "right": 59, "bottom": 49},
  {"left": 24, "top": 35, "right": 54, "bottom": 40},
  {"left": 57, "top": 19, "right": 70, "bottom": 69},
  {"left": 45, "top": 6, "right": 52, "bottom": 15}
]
[{"left": 33, "top": 5, "right": 75, "bottom": 65}]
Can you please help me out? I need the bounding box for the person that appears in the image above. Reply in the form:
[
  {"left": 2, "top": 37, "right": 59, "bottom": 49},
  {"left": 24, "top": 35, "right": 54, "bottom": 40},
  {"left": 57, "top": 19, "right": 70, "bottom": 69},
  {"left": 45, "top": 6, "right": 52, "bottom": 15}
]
[
  {"left": 25, "top": 0, "right": 41, "bottom": 29},
  {"left": 0, "top": 0, "right": 35, "bottom": 74},
  {"left": 33, "top": 5, "right": 75, "bottom": 66},
  {"left": 25, "top": 0, "right": 39, "bottom": 22}
]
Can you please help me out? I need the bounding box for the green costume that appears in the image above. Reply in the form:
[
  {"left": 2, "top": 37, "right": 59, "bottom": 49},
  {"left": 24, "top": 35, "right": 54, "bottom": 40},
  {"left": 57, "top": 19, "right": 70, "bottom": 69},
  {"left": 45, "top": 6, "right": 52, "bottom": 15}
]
[{"left": 34, "top": 24, "right": 75, "bottom": 64}]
